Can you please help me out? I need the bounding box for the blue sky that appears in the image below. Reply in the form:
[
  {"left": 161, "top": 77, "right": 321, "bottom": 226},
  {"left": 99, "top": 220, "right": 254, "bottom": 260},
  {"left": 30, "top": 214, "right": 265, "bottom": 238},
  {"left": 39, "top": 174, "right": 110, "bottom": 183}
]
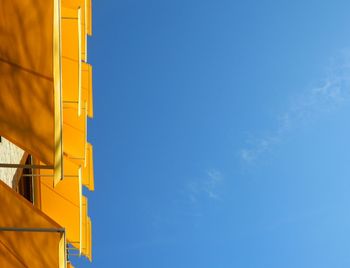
[{"left": 73, "top": 1, "right": 350, "bottom": 267}]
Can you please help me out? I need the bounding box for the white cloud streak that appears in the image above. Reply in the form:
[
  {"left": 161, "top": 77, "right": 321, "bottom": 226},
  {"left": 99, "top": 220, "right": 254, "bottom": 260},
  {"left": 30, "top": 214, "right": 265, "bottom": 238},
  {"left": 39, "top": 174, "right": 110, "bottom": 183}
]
[
  {"left": 240, "top": 51, "right": 350, "bottom": 163},
  {"left": 186, "top": 169, "right": 224, "bottom": 203}
]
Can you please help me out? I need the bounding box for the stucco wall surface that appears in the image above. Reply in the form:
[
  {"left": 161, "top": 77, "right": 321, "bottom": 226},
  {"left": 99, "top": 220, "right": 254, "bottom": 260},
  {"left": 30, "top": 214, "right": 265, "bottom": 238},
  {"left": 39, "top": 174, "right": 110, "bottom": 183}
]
[{"left": 0, "top": 137, "right": 24, "bottom": 187}]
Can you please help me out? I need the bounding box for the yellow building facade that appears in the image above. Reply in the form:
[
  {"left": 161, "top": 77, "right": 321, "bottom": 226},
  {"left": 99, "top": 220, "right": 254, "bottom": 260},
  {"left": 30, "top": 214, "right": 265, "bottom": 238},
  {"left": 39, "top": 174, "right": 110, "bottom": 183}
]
[{"left": 0, "top": 0, "right": 94, "bottom": 266}]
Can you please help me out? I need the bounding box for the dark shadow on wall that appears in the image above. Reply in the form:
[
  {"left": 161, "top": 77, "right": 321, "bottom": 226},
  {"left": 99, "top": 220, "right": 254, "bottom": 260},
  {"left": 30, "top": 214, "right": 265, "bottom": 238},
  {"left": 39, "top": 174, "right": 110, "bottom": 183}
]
[{"left": 0, "top": 0, "right": 57, "bottom": 165}]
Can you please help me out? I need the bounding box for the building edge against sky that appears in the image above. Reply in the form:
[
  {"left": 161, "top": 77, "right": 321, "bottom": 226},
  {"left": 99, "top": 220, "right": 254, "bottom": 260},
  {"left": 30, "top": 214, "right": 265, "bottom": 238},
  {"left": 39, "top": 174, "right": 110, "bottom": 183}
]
[{"left": 0, "top": 0, "right": 94, "bottom": 267}]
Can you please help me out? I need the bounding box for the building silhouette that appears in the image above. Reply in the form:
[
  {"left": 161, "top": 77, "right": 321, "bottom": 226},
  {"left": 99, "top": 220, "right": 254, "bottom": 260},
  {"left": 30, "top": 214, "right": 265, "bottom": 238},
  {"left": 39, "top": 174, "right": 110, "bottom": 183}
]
[{"left": 0, "top": 0, "right": 94, "bottom": 266}]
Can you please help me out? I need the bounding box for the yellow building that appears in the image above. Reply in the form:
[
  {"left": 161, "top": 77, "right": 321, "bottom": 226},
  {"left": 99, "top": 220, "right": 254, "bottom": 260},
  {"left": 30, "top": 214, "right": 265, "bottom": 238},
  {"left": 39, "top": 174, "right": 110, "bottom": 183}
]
[{"left": 0, "top": 0, "right": 94, "bottom": 266}]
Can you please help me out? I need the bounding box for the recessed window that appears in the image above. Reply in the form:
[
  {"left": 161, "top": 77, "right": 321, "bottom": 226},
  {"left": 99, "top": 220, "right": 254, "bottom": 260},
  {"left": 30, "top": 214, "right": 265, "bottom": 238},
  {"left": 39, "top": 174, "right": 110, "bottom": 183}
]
[{"left": 17, "top": 155, "right": 33, "bottom": 203}]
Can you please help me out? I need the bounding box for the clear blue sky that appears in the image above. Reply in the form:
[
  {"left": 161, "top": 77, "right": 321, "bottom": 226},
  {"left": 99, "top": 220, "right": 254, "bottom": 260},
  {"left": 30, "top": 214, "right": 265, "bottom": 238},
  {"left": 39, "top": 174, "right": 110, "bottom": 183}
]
[{"left": 73, "top": 1, "right": 350, "bottom": 267}]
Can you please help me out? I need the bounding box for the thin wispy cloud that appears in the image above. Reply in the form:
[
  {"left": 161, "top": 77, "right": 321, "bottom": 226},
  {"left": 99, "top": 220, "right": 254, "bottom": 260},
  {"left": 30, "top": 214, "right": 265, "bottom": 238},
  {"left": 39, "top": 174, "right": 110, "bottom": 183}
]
[
  {"left": 186, "top": 169, "right": 224, "bottom": 203},
  {"left": 240, "top": 51, "right": 350, "bottom": 163},
  {"left": 149, "top": 169, "right": 224, "bottom": 229}
]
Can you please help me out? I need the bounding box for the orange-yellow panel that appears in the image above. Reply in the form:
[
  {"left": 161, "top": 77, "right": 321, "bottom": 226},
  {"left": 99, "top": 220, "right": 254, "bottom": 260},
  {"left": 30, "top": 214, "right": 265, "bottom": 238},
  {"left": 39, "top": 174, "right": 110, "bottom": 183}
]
[
  {"left": 64, "top": 156, "right": 81, "bottom": 178},
  {"left": 62, "top": 58, "right": 80, "bottom": 103},
  {"left": 63, "top": 106, "right": 87, "bottom": 162},
  {"left": 87, "top": 0, "right": 92, "bottom": 35},
  {"left": 64, "top": 106, "right": 86, "bottom": 133},
  {"left": 40, "top": 173, "right": 82, "bottom": 251},
  {"left": 0, "top": 62, "right": 55, "bottom": 164},
  {"left": 62, "top": 7, "right": 80, "bottom": 61},
  {"left": 82, "top": 62, "right": 93, "bottom": 117},
  {"left": 37, "top": 156, "right": 81, "bottom": 187},
  {"left": 80, "top": 196, "right": 88, "bottom": 255},
  {"left": 0, "top": 241, "right": 27, "bottom": 267},
  {"left": 0, "top": 1, "right": 53, "bottom": 76},
  {"left": 62, "top": 0, "right": 88, "bottom": 61},
  {"left": 82, "top": 143, "right": 94, "bottom": 191},
  {"left": 0, "top": 0, "right": 62, "bottom": 175},
  {"left": 87, "top": 217, "right": 92, "bottom": 261},
  {"left": 62, "top": 6, "right": 81, "bottom": 114},
  {"left": 0, "top": 180, "right": 64, "bottom": 267}
]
